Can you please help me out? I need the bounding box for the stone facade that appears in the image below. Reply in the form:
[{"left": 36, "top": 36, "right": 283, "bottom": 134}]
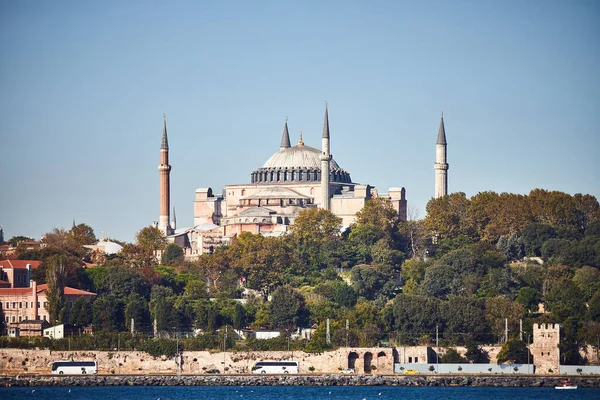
[
  {"left": 186, "top": 107, "right": 407, "bottom": 255},
  {"left": 531, "top": 322, "right": 560, "bottom": 374}
]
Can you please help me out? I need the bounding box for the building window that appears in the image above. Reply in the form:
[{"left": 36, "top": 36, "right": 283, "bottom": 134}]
[
  {"left": 25, "top": 302, "right": 28, "bottom": 308},
  {"left": 408, "top": 357, "right": 412, "bottom": 363},
  {"left": 30, "top": 302, "right": 33, "bottom": 308},
  {"left": 5, "top": 302, "right": 8, "bottom": 309},
  {"left": 43, "top": 302, "right": 47, "bottom": 308},
  {"left": 12, "top": 302, "right": 17, "bottom": 308},
  {"left": 18, "top": 316, "right": 22, "bottom": 322},
  {"left": 19, "top": 302, "right": 22, "bottom": 308},
  {"left": 12, "top": 316, "right": 16, "bottom": 322},
  {"left": 415, "top": 357, "right": 418, "bottom": 363},
  {"left": 37, "top": 302, "right": 41, "bottom": 308},
  {"left": 43, "top": 315, "right": 47, "bottom": 321}
]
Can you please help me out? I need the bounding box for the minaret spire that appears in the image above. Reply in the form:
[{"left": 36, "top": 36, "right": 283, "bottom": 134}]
[
  {"left": 437, "top": 112, "right": 447, "bottom": 145},
  {"left": 322, "top": 102, "right": 330, "bottom": 139},
  {"left": 434, "top": 112, "right": 449, "bottom": 198},
  {"left": 280, "top": 118, "right": 291, "bottom": 150},
  {"left": 158, "top": 114, "right": 172, "bottom": 235},
  {"left": 161, "top": 113, "right": 169, "bottom": 150},
  {"left": 320, "top": 102, "right": 331, "bottom": 211}
]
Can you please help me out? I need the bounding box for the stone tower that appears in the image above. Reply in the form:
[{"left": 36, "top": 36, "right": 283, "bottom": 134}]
[
  {"left": 320, "top": 103, "right": 331, "bottom": 211},
  {"left": 158, "top": 114, "right": 172, "bottom": 235},
  {"left": 531, "top": 323, "right": 560, "bottom": 374},
  {"left": 434, "top": 113, "right": 449, "bottom": 198}
]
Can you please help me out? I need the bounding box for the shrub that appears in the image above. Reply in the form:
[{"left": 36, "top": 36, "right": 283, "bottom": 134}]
[
  {"left": 308, "top": 366, "right": 315, "bottom": 372},
  {"left": 138, "top": 338, "right": 178, "bottom": 357}
]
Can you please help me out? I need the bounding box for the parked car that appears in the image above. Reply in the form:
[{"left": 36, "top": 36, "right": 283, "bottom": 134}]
[
  {"left": 206, "top": 369, "right": 221, "bottom": 374},
  {"left": 341, "top": 368, "right": 355, "bottom": 374},
  {"left": 403, "top": 369, "right": 420, "bottom": 375}
]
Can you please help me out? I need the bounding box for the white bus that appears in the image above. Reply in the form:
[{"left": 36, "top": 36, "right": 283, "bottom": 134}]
[
  {"left": 251, "top": 361, "right": 299, "bottom": 374},
  {"left": 51, "top": 361, "right": 98, "bottom": 375}
]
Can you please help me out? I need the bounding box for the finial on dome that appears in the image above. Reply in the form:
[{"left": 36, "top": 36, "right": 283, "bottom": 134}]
[{"left": 298, "top": 131, "right": 304, "bottom": 147}]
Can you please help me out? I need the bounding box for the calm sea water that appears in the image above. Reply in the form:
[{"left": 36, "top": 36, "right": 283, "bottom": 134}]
[{"left": 1, "top": 386, "right": 598, "bottom": 400}]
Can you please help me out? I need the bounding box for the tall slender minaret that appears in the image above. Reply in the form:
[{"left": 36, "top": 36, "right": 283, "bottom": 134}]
[
  {"left": 158, "top": 114, "right": 172, "bottom": 235},
  {"left": 320, "top": 103, "right": 331, "bottom": 211},
  {"left": 280, "top": 118, "right": 291, "bottom": 150},
  {"left": 434, "top": 112, "right": 449, "bottom": 198}
]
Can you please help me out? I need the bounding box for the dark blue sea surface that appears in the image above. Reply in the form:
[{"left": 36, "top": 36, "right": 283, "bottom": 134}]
[{"left": 1, "top": 386, "right": 598, "bottom": 400}]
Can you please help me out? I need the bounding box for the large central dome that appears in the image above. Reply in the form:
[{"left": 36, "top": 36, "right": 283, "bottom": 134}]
[
  {"left": 250, "top": 121, "right": 352, "bottom": 185},
  {"left": 262, "top": 144, "right": 341, "bottom": 170}
]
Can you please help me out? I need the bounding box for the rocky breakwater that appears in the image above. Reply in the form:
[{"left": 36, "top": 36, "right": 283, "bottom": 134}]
[{"left": 1, "top": 375, "right": 600, "bottom": 388}]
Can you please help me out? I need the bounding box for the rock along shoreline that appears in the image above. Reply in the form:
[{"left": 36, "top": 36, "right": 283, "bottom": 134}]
[{"left": 2, "top": 375, "right": 600, "bottom": 388}]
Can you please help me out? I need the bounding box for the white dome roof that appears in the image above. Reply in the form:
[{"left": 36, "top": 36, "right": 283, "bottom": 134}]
[{"left": 262, "top": 145, "right": 341, "bottom": 170}]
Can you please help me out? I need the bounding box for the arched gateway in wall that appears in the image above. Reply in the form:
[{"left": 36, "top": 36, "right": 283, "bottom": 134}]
[{"left": 345, "top": 348, "right": 393, "bottom": 374}]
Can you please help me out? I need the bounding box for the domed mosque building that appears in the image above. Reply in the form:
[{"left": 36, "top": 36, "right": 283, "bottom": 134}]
[{"left": 159, "top": 105, "right": 408, "bottom": 256}]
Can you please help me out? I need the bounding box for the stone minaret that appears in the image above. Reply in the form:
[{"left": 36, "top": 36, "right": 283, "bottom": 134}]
[
  {"left": 158, "top": 114, "right": 172, "bottom": 235},
  {"left": 280, "top": 118, "right": 291, "bottom": 151},
  {"left": 320, "top": 103, "right": 331, "bottom": 211},
  {"left": 434, "top": 113, "right": 449, "bottom": 198}
]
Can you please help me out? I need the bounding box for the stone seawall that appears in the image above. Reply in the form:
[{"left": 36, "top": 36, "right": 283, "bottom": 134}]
[{"left": 1, "top": 375, "right": 600, "bottom": 388}]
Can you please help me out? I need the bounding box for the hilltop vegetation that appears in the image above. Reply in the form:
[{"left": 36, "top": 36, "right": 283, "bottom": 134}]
[{"left": 2, "top": 189, "right": 600, "bottom": 363}]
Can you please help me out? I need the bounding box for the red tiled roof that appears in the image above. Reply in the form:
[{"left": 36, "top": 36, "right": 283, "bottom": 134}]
[
  {"left": 36, "top": 284, "right": 96, "bottom": 296},
  {"left": 0, "top": 260, "right": 41, "bottom": 269},
  {"left": 0, "top": 284, "right": 96, "bottom": 296},
  {"left": 0, "top": 287, "right": 32, "bottom": 295}
]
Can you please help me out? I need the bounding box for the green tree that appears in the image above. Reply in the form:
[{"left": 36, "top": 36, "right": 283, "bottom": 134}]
[
  {"left": 269, "top": 285, "right": 309, "bottom": 332},
  {"left": 92, "top": 294, "right": 125, "bottom": 331},
  {"left": 45, "top": 255, "right": 66, "bottom": 324},
  {"left": 232, "top": 302, "right": 247, "bottom": 330},
  {"left": 400, "top": 258, "right": 429, "bottom": 295},
  {"left": 70, "top": 297, "right": 93, "bottom": 327},
  {"left": 289, "top": 208, "right": 342, "bottom": 269},
  {"left": 440, "top": 296, "right": 488, "bottom": 344},
  {"left": 185, "top": 279, "right": 208, "bottom": 300},
  {"left": 425, "top": 192, "right": 472, "bottom": 240},
  {"left": 149, "top": 286, "right": 178, "bottom": 332},
  {"left": 465, "top": 342, "right": 490, "bottom": 363},
  {"left": 161, "top": 243, "right": 184, "bottom": 264},
  {"left": 384, "top": 294, "right": 441, "bottom": 345},
  {"left": 135, "top": 226, "right": 167, "bottom": 253},
  {"left": 350, "top": 265, "right": 394, "bottom": 301},
  {"left": 441, "top": 348, "right": 467, "bottom": 363},
  {"left": 496, "top": 338, "right": 530, "bottom": 364},
  {"left": 545, "top": 279, "right": 586, "bottom": 321},
  {"left": 572, "top": 266, "right": 600, "bottom": 301},
  {"left": 69, "top": 223, "right": 97, "bottom": 246},
  {"left": 349, "top": 198, "right": 404, "bottom": 264},
  {"left": 125, "top": 293, "right": 150, "bottom": 332},
  {"left": 194, "top": 299, "right": 217, "bottom": 331},
  {"left": 515, "top": 287, "right": 542, "bottom": 313},
  {"left": 522, "top": 223, "right": 556, "bottom": 257},
  {"left": 587, "top": 288, "right": 600, "bottom": 322},
  {"left": 484, "top": 296, "right": 524, "bottom": 341}
]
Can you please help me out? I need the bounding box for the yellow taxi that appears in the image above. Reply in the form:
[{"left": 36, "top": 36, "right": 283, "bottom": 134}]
[{"left": 403, "top": 369, "right": 420, "bottom": 375}]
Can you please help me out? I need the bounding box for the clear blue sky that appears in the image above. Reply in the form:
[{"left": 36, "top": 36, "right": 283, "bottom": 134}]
[{"left": 1, "top": 0, "right": 598, "bottom": 242}]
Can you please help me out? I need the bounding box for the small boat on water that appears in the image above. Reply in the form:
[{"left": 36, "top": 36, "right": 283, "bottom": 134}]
[{"left": 555, "top": 379, "right": 577, "bottom": 389}]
